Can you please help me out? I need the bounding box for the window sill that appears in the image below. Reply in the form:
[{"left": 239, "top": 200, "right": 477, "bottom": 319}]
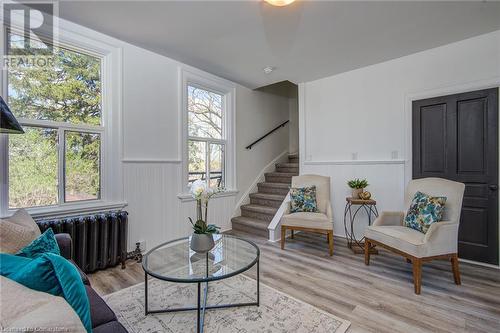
[
  {"left": 177, "top": 189, "right": 239, "bottom": 203},
  {"left": 3, "top": 201, "right": 128, "bottom": 219}
]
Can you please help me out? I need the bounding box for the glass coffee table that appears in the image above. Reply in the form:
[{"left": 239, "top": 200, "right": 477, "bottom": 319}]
[{"left": 142, "top": 234, "right": 260, "bottom": 333}]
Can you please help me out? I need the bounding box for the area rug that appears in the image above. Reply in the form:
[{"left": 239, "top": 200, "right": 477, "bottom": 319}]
[{"left": 103, "top": 274, "right": 351, "bottom": 333}]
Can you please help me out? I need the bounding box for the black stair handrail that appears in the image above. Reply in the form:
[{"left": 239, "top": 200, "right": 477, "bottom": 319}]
[{"left": 245, "top": 120, "right": 289, "bottom": 150}]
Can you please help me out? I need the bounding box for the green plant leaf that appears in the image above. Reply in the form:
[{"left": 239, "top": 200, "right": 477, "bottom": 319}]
[{"left": 347, "top": 178, "right": 369, "bottom": 189}]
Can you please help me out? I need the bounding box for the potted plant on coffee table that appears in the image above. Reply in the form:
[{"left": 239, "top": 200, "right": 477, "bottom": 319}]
[
  {"left": 347, "top": 178, "right": 369, "bottom": 199},
  {"left": 188, "top": 180, "right": 224, "bottom": 253}
]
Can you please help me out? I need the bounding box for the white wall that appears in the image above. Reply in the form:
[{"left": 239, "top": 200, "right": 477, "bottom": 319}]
[
  {"left": 122, "top": 47, "right": 180, "bottom": 160},
  {"left": 121, "top": 49, "right": 290, "bottom": 251},
  {"left": 300, "top": 30, "right": 500, "bottom": 240},
  {"left": 288, "top": 88, "right": 299, "bottom": 155},
  {"left": 235, "top": 89, "right": 290, "bottom": 203}
]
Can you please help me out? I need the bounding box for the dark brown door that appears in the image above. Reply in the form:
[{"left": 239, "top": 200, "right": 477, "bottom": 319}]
[{"left": 413, "top": 88, "right": 498, "bottom": 265}]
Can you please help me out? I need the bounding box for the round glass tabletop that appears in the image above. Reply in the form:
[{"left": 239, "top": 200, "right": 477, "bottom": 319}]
[{"left": 142, "top": 234, "right": 260, "bottom": 283}]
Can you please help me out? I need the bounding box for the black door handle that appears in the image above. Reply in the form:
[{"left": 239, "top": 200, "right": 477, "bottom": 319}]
[{"left": 489, "top": 185, "right": 498, "bottom": 191}]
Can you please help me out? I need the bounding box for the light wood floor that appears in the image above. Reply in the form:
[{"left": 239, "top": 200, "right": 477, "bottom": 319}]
[{"left": 89, "top": 232, "right": 500, "bottom": 333}]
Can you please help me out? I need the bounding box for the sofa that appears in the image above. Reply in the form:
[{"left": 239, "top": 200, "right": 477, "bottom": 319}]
[{"left": 55, "top": 233, "right": 128, "bottom": 333}]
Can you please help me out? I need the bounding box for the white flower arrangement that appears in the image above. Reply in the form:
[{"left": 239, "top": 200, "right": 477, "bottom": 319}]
[
  {"left": 188, "top": 180, "right": 225, "bottom": 234},
  {"left": 190, "top": 179, "right": 208, "bottom": 200},
  {"left": 190, "top": 179, "right": 225, "bottom": 201}
]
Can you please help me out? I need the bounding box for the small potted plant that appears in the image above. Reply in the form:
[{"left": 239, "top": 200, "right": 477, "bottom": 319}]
[
  {"left": 347, "top": 178, "right": 369, "bottom": 199},
  {"left": 188, "top": 180, "right": 224, "bottom": 253}
]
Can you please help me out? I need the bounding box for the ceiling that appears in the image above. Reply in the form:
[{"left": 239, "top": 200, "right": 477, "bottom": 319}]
[{"left": 57, "top": 1, "right": 500, "bottom": 89}]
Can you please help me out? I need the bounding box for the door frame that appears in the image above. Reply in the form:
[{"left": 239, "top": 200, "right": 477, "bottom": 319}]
[{"left": 403, "top": 76, "right": 500, "bottom": 268}]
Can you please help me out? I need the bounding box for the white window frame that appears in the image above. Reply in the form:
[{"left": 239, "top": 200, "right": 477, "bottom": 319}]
[
  {"left": 0, "top": 15, "right": 125, "bottom": 218},
  {"left": 178, "top": 67, "right": 236, "bottom": 200}
]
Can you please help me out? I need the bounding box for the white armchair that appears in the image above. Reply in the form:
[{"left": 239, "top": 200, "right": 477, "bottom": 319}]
[
  {"left": 280, "top": 175, "right": 334, "bottom": 255},
  {"left": 364, "top": 177, "right": 465, "bottom": 294}
]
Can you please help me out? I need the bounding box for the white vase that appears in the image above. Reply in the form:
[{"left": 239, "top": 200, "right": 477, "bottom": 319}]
[
  {"left": 190, "top": 233, "right": 215, "bottom": 253},
  {"left": 352, "top": 188, "right": 364, "bottom": 199}
]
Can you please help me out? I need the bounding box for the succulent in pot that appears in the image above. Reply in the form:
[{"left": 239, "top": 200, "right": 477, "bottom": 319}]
[
  {"left": 188, "top": 180, "right": 224, "bottom": 253},
  {"left": 347, "top": 178, "right": 369, "bottom": 199}
]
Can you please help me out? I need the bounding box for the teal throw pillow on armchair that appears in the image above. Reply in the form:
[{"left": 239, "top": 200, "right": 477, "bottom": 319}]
[
  {"left": 404, "top": 191, "right": 447, "bottom": 234},
  {"left": 290, "top": 185, "right": 319, "bottom": 213}
]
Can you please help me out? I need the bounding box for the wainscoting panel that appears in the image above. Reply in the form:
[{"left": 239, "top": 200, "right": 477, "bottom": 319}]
[
  {"left": 123, "top": 163, "right": 235, "bottom": 252},
  {"left": 301, "top": 163, "right": 405, "bottom": 239}
]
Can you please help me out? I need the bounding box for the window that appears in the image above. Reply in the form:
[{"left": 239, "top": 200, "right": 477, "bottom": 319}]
[
  {"left": 181, "top": 69, "right": 235, "bottom": 196},
  {"left": 5, "top": 32, "right": 103, "bottom": 209},
  {"left": 188, "top": 85, "right": 225, "bottom": 188}
]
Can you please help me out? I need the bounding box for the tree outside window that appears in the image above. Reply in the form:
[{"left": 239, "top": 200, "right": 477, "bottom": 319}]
[
  {"left": 7, "top": 33, "right": 102, "bottom": 208},
  {"left": 187, "top": 85, "right": 225, "bottom": 188}
]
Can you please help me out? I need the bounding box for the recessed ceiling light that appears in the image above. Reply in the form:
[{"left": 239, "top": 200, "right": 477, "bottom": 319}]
[
  {"left": 264, "top": 0, "right": 296, "bottom": 7},
  {"left": 263, "top": 66, "right": 275, "bottom": 74}
]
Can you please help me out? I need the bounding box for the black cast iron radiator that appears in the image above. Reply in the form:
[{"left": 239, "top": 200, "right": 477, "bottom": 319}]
[{"left": 36, "top": 211, "right": 128, "bottom": 273}]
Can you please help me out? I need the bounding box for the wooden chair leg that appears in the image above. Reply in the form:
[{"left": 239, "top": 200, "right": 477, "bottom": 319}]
[
  {"left": 281, "top": 226, "right": 286, "bottom": 250},
  {"left": 291, "top": 230, "right": 294, "bottom": 239},
  {"left": 451, "top": 254, "right": 461, "bottom": 285},
  {"left": 328, "top": 231, "right": 333, "bottom": 256},
  {"left": 364, "top": 239, "right": 370, "bottom": 265},
  {"left": 412, "top": 258, "right": 422, "bottom": 295}
]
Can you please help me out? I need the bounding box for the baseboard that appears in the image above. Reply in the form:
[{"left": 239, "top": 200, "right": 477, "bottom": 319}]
[
  {"left": 458, "top": 258, "right": 500, "bottom": 270},
  {"left": 268, "top": 229, "right": 301, "bottom": 243},
  {"left": 232, "top": 150, "right": 289, "bottom": 218}
]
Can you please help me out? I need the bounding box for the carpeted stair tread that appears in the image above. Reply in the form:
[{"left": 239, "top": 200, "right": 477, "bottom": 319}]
[
  {"left": 257, "top": 182, "right": 290, "bottom": 195},
  {"left": 249, "top": 193, "right": 286, "bottom": 201},
  {"left": 249, "top": 192, "right": 286, "bottom": 208},
  {"left": 276, "top": 163, "right": 299, "bottom": 168},
  {"left": 288, "top": 154, "right": 299, "bottom": 163},
  {"left": 240, "top": 204, "right": 278, "bottom": 215},
  {"left": 231, "top": 216, "right": 269, "bottom": 229},
  {"left": 258, "top": 182, "right": 290, "bottom": 188},
  {"left": 265, "top": 172, "right": 297, "bottom": 177},
  {"left": 265, "top": 172, "right": 296, "bottom": 184},
  {"left": 231, "top": 216, "right": 270, "bottom": 237}
]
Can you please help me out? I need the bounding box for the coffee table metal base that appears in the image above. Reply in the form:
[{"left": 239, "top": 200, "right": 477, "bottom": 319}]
[{"left": 144, "top": 260, "right": 260, "bottom": 333}]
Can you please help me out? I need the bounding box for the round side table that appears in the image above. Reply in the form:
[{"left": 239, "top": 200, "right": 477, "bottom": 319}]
[{"left": 343, "top": 197, "right": 379, "bottom": 254}]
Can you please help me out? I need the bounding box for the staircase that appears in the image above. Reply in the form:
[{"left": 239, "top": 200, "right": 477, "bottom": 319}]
[{"left": 231, "top": 154, "right": 299, "bottom": 237}]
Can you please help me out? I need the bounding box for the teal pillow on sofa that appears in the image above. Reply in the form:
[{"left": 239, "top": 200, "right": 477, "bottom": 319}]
[
  {"left": 0, "top": 251, "right": 91, "bottom": 332},
  {"left": 16, "top": 228, "right": 60, "bottom": 258},
  {"left": 1, "top": 253, "right": 62, "bottom": 294}
]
